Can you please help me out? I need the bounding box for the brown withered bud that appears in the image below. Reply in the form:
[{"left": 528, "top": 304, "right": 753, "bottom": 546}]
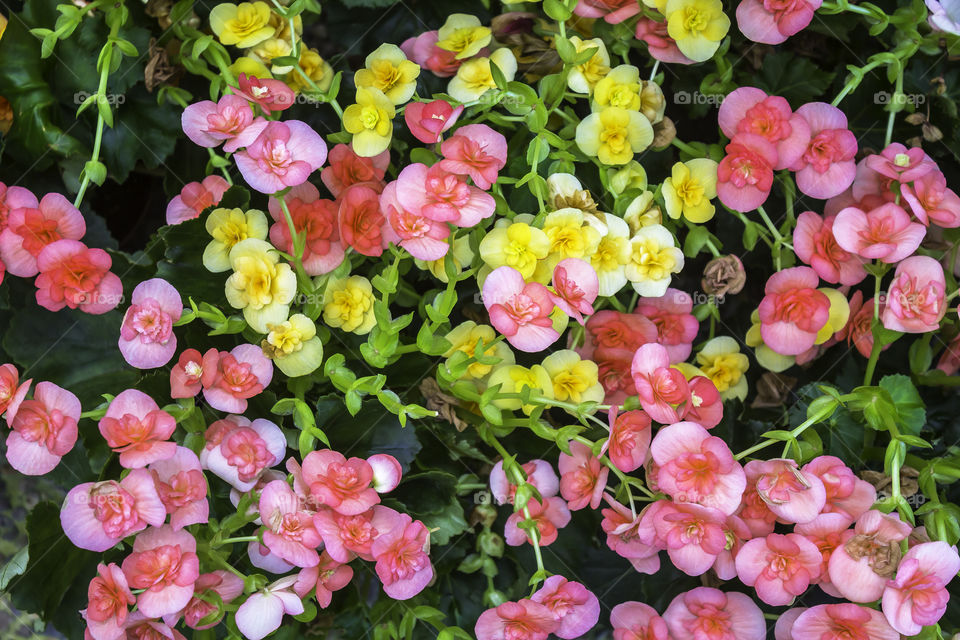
[
  {"left": 651, "top": 116, "right": 676, "bottom": 150},
  {"left": 860, "top": 467, "right": 920, "bottom": 499},
  {"left": 702, "top": 255, "right": 746, "bottom": 297},
  {"left": 923, "top": 122, "right": 944, "bottom": 142},
  {"left": 470, "top": 503, "right": 498, "bottom": 528},
  {"left": 930, "top": 76, "right": 946, "bottom": 96},
  {"left": 844, "top": 534, "right": 902, "bottom": 579},
  {"left": 905, "top": 112, "right": 927, "bottom": 125},
  {"left": 144, "top": 38, "right": 179, "bottom": 92},
  {"left": 491, "top": 12, "right": 562, "bottom": 82},
  {"left": 751, "top": 372, "right": 797, "bottom": 409},
  {"left": 419, "top": 377, "right": 469, "bottom": 431}
]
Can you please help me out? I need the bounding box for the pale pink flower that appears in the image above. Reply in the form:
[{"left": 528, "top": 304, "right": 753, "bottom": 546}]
[
  {"left": 634, "top": 288, "right": 699, "bottom": 363},
  {"left": 530, "top": 576, "right": 600, "bottom": 639},
  {"left": 827, "top": 509, "right": 912, "bottom": 602},
  {"left": 34, "top": 239, "right": 123, "bottom": 314},
  {"left": 574, "top": 0, "right": 641, "bottom": 23},
  {"left": 736, "top": 532, "right": 822, "bottom": 605},
  {"left": 736, "top": 0, "right": 823, "bottom": 44},
  {"left": 651, "top": 500, "right": 728, "bottom": 576},
  {"left": 5, "top": 380, "right": 80, "bottom": 475},
  {"left": 630, "top": 343, "right": 691, "bottom": 424},
  {"left": 200, "top": 344, "right": 273, "bottom": 414},
  {"left": 604, "top": 408, "right": 652, "bottom": 473},
  {"left": 881, "top": 540, "right": 960, "bottom": 635},
  {"left": 551, "top": 258, "right": 599, "bottom": 324},
  {"left": 259, "top": 479, "right": 322, "bottom": 568},
  {"left": 504, "top": 496, "right": 571, "bottom": 547},
  {"left": 663, "top": 587, "right": 765, "bottom": 640},
  {"left": 61, "top": 469, "right": 166, "bottom": 552},
  {"left": 832, "top": 202, "right": 925, "bottom": 263},
  {"left": 793, "top": 211, "right": 867, "bottom": 285},
  {"left": 180, "top": 571, "right": 245, "bottom": 630},
  {"left": 0, "top": 363, "right": 30, "bottom": 422},
  {"left": 902, "top": 169, "right": 960, "bottom": 227},
  {"left": 758, "top": 266, "right": 831, "bottom": 356},
  {"left": 293, "top": 551, "right": 353, "bottom": 608},
  {"left": 247, "top": 541, "right": 294, "bottom": 574},
  {"left": 558, "top": 440, "right": 609, "bottom": 510},
  {"left": 119, "top": 278, "right": 182, "bottom": 369},
  {"left": 438, "top": 124, "right": 507, "bottom": 190},
  {"left": 475, "top": 599, "right": 560, "bottom": 640},
  {"left": 394, "top": 162, "right": 495, "bottom": 227},
  {"left": 610, "top": 601, "right": 670, "bottom": 640},
  {"left": 717, "top": 133, "right": 778, "bottom": 212},
  {"left": 371, "top": 511, "right": 433, "bottom": 600},
  {"left": 751, "top": 458, "right": 827, "bottom": 524},
  {"left": 122, "top": 613, "right": 187, "bottom": 640},
  {"left": 200, "top": 415, "right": 286, "bottom": 492},
  {"left": 774, "top": 606, "right": 806, "bottom": 640},
  {"left": 234, "top": 575, "right": 304, "bottom": 640},
  {"left": 882, "top": 255, "right": 947, "bottom": 333},
  {"left": 0, "top": 193, "right": 85, "bottom": 277},
  {"left": 489, "top": 459, "right": 559, "bottom": 506},
  {"left": 483, "top": 265, "right": 559, "bottom": 352},
  {"left": 99, "top": 389, "right": 177, "bottom": 469},
  {"left": 82, "top": 563, "right": 136, "bottom": 640},
  {"left": 865, "top": 142, "right": 937, "bottom": 183},
  {"left": 235, "top": 120, "right": 327, "bottom": 194},
  {"left": 267, "top": 182, "right": 344, "bottom": 275},
  {"left": 790, "top": 103, "right": 858, "bottom": 199},
  {"left": 149, "top": 446, "right": 208, "bottom": 531},
  {"left": 791, "top": 603, "right": 899, "bottom": 640},
  {"left": 313, "top": 504, "right": 399, "bottom": 563},
  {"left": 380, "top": 180, "right": 451, "bottom": 261},
  {"left": 181, "top": 94, "right": 267, "bottom": 152},
  {"left": 165, "top": 176, "right": 230, "bottom": 225},
  {"left": 651, "top": 421, "right": 746, "bottom": 515},
  {"left": 121, "top": 525, "right": 199, "bottom": 618},
  {"left": 718, "top": 87, "right": 812, "bottom": 169},
  {"left": 802, "top": 455, "right": 876, "bottom": 520},
  {"left": 404, "top": 99, "right": 464, "bottom": 144},
  {"left": 795, "top": 512, "right": 855, "bottom": 596},
  {"left": 368, "top": 454, "right": 402, "bottom": 493}
]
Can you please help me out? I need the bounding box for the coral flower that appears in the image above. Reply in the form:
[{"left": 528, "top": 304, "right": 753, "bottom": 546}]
[
  {"left": 757, "top": 266, "right": 830, "bottom": 356},
  {"left": 832, "top": 202, "right": 925, "bottom": 263},
  {"left": 267, "top": 182, "right": 343, "bottom": 275},
  {"left": 794, "top": 512, "right": 855, "bottom": 596},
  {"left": 439, "top": 124, "right": 508, "bottom": 190},
  {"left": 404, "top": 99, "right": 463, "bottom": 144},
  {"left": 0, "top": 183, "right": 39, "bottom": 230},
  {"left": 881, "top": 540, "right": 960, "bottom": 635},
  {"left": 201, "top": 343, "right": 273, "bottom": 413},
  {"left": 605, "top": 408, "right": 652, "bottom": 473},
  {"left": 634, "top": 288, "right": 700, "bottom": 363},
  {"left": 259, "top": 479, "right": 323, "bottom": 568},
  {"left": 483, "top": 266, "right": 560, "bottom": 352},
  {"left": 200, "top": 415, "right": 286, "bottom": 492},
  {"left": 149, "top": 446, "right": 209, "bottom": 531},
  {"left": 320, "top": 143, "right": 389, "bottom": 197},
  {"left": 170, "top": 349, "right": 204, "bottom": 399},
  {"left": 313, "top": 505, "right": 399, "bottom": 563},
  {"left": 119, "top": 278, "right": 183, "bottom": 370},
  {"left": 790, "top": 102, "right": 858, "bottom": 199},
  {"left": 99, "top": 389, "right": 177, "bottom": 468},
  {"left": 165, "top": 175, "right": 230, "bottom": 225},
  {"left": 716, "top": 134, "right": 778, "bottom": 212},
  {"left": 718, "top": 87, "right": 812, "bottom": 169},
  {"left": 793, "top": 211, "right": 867, "bottom": 285},
  {"left": 395, "top": 162, "right": 495, "bottom": 228},
  {"left": 475, "top": 599, "right": 559, "bottom": 640},
  {"left": 882, "top": 255, "right": 946, "bottom": 333},
  {"left": 651, "top": 501, "right": 728, "bottom": 576},
  {"left": 531, "top": 576, "right": 600, "bottom": 639},
  {"left": 550, "top": 258, "right": 599, "bottom": 324},
  {"left": 370, "top": 512, "right": 433, "bottom": 600},
  {"left": 504, "top": 496, "right": 571, "bottom": 547},
  {"left": 735, "top": 532, "right": 823, "bottom": 605},
  {"left": 663, "top": 587, "right": 765, "bottom": 640},
  {"left": 611, "top": 601, "right": 671, "bottom": 640},
  {"left": 82, "top": 562, "right": 135, "bottom": 640},
  {"left": 121, "top": 525, "right": 200, "bottom": 618},
  {"left": 34, "top": 239, "right": 123, "bottom": 314},
  {"left": 0, "top": 192, "right": 85, "bottom": 277},
  {"left": 5, "top": 381, "right": 80, "bottom": 475},
  {"left": 338, "top": 182, "right": 386, "bottom": 257},
  {"left": 235, "top": 120, "right": 327, "bottom": 194},
  {"left": 751, "top": 457, "right": 827, "bottom": 524},
  {"left": 380, "top": 181, "right": 451, "bottom": 261},
  {"left": 181, "top": 94, "right": 267, "bottom": 152},
  {"left": 736, "top": 0, "right": 823, "bottom": 45},
  {"left": 630, "top": 342, "right": 691, "bottom": 424},
  {"left": 181, "top": 571, "right": 245, "bottom": 630},
  {"left": 558, "top": 440, "right": 609, "bottom": 510},
  {"left": 827, "top": 509, "right": 912, "bottom": 602},
  {"left": 0, "top": 363, "right": 30, "bottom": 422},
  {"left": 293, "top": 551, "right": 354, "bottom": 608},
  {"left": 902, "top": 169, "right": 960, "bottom": 227},
  {"left": 301, "top": 449, "right": 379, "bottom": 516}
]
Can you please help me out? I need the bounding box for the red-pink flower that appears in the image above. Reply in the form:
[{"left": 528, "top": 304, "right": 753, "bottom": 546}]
[
  {"left": 802, "top": 455, "right": 876, "bottom": 520},
  {"left": 34, "top": 239, "right": 123, "bottom": 314},
  {"left": 5, "top": 380, "right": 79, "bottom": 475},
  {"left": 371, "top": 511, "right": 433, "bottom": 600},
  {"left": 663, "top": 587, "right": 766, "bottom": 640},
  {"left": 757, "top": 266, "right": 831, "bottom": 356},
  {"left": 634, "top": 288, "right": 699, "bottom": 363},
  {"left": 338, "top": 182, "right": 386, "bottom": 257},
  {"left": 605, "top": 408, "right": 652, "bottom": 473},
  {"left": 793, "top": 211, "right": 867, "bottom": 285},
  {"left": 635, "top": 16, "right": 694, "bottom": 64},
  {"left": 833, "top": 202, "right": 925, "bottom": 263},
  {"left": 573, "top": 0, "right": 641, "bottom": 23},
  {"left": 301, "top": 449, "right": 379, "bottom": 516},
  {"left": 827, "top": 509, "right": 912, "bottom": 602},
  {"left": 119, "top": 278, "right": 182, "bottom": 370},
  {"left": 483, "top": 265, "right": 559, "bottom": 352},
  {"left": 320, "top": 143, "right": 389, "bottom": 197},
  {"left": 504, "top": 496, "right": 571, "bottom": 547},
  {"left": 181, "top": 571, "right": 244, "bottom": 630},
  {"left": 200, "top": 343, "right": 273, "bottom": 413},
  {"left": 0, "top": 362, "right": 30, "bottom": 422},
  {"left": 718, "top": 87, "right": 812, "bottom": 169},
  {"left": 651, "top": 421, "right": 746, "bottom": 515},
  {"left": 170, "top": 348, "right": 204, "bottom": 399},
  {"left": 475, "top": 599, "right": 560, "bottom": 640},
  {"left": 841, "top": 291, "right": 882, "bottom": 358},
  {"left": 881, "top": 540, "right": 960, "bottom": 635},
  {"left": 149, "top": 446, "right": 208, "bottom": 531},
  {"left": 61, "top": 469, "right": 166, "bottom": 552},
  {"left": 82, "top": 562, "right": 136, "bottom": 640},
  {"left": 395, "top": 162, "right": 495, "bottom": 227},
  {"left": 610, "top": 601, "right": 671, "bottom": 640},
  {"left": 404, "top": 99, "right": 464, "bottom": 144},
  {"left": 630, "top": 343, "right": 691, "bottom": 424},
  {"left": 865, "top": 142, "right": 937, "bottom": 183},
  {"left": 902, "top": 169, "right": 960, "bottom": 228},
  {"left": 937, "top": 332, "right": 960, "bottom": 375},
  {"left": 438, "top": 124, "right": 507, "bottom": 190},
  {"left": 165, "top": 176, "right": 230, "bottom": 225},
  {"left": 235, "top": 120, "right": 327, "bottom": 194},
  {"left": 882, "top": 255, "right": 947, "bottom": 333},
  {"left": 736, "top": 532, "right": 822, "bottom": 605},
  {"left": 259, "top": 480, "right": 322, "bottom": 568},
  {"left": 790, "top": 103, "right": 858, "bottom": 199},
  {"left": 531, "top": 576, "right": 600, "bottom": 639},
  {"left": 0, "top": 193, "right": 85, "bottom": 277},
  {"left": 558, "top": 440, "right": 609, "bottom": 510},
  {"left": 380, "top": 181, "right": 451, "bottom": 261},
  {"left": 200, "top": 415, "right": 286, "bottom": 491},
  {"left": 736, "top": 0, "right": 822, "bottom": 45},
  {"left": 751, "top": 457, "right": 827, "bottom": 524},
  {"left": 489, "top": 459, "right": 559, "bottom": 505},
  {"left": 789, "top": 603, "right": 899, "bottom": 640},
  {"left": 268, "top": 182, "right": 344, "bottom": 275},
  {"left": 550, "top": 258, "right": 598, "bottom": 324},
  {"left": 234, "top": 73, "right": 296, "bottom": 115},
  {"left": 313, "top": 504, "right": 398, "bottom": 562},
  {"left": 122, "top": 525, "right": 200, "bottom": 618},
  {"left": 293, "top": 551, "right": 353, "bottom": 608},
  {"left": 717, "top": 133, "right": 778, "bottom": 212},
  {"left": 651, "top": 500, "right": 728, "bottom": 576},
  {"left": 99, "top": 389, "right": 177, "bottom": 469},
  {"left": 181, "top": 94, "right": 267, "bottom": 152}
]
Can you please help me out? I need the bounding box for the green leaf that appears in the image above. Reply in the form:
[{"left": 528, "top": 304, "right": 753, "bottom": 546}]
[
  {"left": 879, "top": 374, "right": 926, "bottom": 435},
  {"left": 543, "top": 0, "right": 574, "bottom": 21},
  {"left": 0, "top": 547, "right": 29, "bottom": 590},
  {"left": 749, "top": 51, "right": 837, "bottom": 105}
]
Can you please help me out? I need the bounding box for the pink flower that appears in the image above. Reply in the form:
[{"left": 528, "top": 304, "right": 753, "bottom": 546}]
[
  {"left": 865, "top": 142, "right": 937, "bottom": 183},
  {"left": 791, "top": 603, "right": 899, "bottom": 640},
  {"left": 882, "top": 255, "right": 947, "bottom": 333},
  {"left": 651, "top": 421, "right": 746, "bottom": 515},
  {"left": 200, "top": 415, "right": 286, "bottom": 491},
  {"left": 301, "top": 449, "right": 379, "bottom": 515},
  {"left": 149, "top": 446, "right": 208, "bottom": 531},
  {"left": 0, "top": 363, "right": 30, "bottom": 422},
  {"left": 663, "top": 587, "right": 765, "bottom": 640},
  {"left": 400, "top": 31, "right": 461, "bottom": 78},
  {"left": 713, "top": 514, "right": 751, "bottom": 579},
  {"left": 504, "top": 496, "right": 571, "bottom": 547},
  {"left": 832, "top": 202, "right": 925, "bottom": 262},
  {"left": 371, "top": 512, "right": 433, "bottom": 600},
  {"left": 181, "top": 95, "right": 267, "bottom": 152},
  {"left": 181, "top": 571, "right": 245, "bottom": 630},
  {"left": 338, "top": 182, "right": 386, "bottom": 257},
  {"left": 0, "top": 183, "right": 38, "bottom": 231},
  {"left": 234, "top": 576, "right": 304, "bottom": 640},
  {"left": 82, "top": 563, "right": 135, "bottom": 640},
  {"left": 736, "top": 0, "right": 822, "bottom": 44},
  {"left": 581, "top": 310, "right": 658, "bottom": 361},
  {"left": 750, "top": 458, "right": 827, "bottom": 524},
  {"left": 718, "top": 87, "right": 812, "bottom": 169},
  {"left": 438, "top": 124, "right": 507, "bottom": 190},
  {"left": 630, "top": 343, "right": 691, "bottom": 424},
  {"left": 827, "top": 509, "right": 912, "bottom": 602},
  {"left": 380, "top": 181, "right": 451, "bottom": 261},
  {"left": 99, "top": 389, "right": 177, "bottom": 468},
  {"left": 259, "top": 480, "right": 322, "bottom": 567},
  {"left": 268, "top": 182, "right": 344, "bottom": 275},
  {"left": 368, "top": 454, "right": 402, "bottom": 493},
  {"left": 634, "top": 16, "right": 694, "bottom": 64},
  {"left": 122, "top": 613, "right": 187, "bottom": 640},
  {"left": 736, "top": 532, "right": 822, "bottom": 605},
  {"left": 394, "top": 162, "right": 494, "bottom": 227},
  {"left": 313, "top": 504, "right": 398, "bottom": 562},
  {"left": 793, "top": 211, "right": 867, "bottom": 285},
  {"left": 404, "top": 99, "right": 464, "bottom": 144},
  {"left": 574, "top": 0, "right": 641, "bottom": 23},
  {"left": 5, "top": 381, "right": 79, "bottom": 475},
  {"left": 170, "top": 349, "right": 204, "bottom": 399},
  {"left": 1, "top": 192, "right": 86, "bottom": 278},
  {"left": 757, "top": 266, "right": 830, "bottom": 356},
  {"left": 320, "top": 143, "right": 389, "bottom": 197},
  {"left": 604, "top": 408, "right": 652, "bottom": 473},
  {"left": 165, "top": 176, "right": 230, "bottom": 225},
  {"left": 476, "top": 599, "right": 560, "bottom": 640},
  {"left": 200, "top": 343, "right": 273, "bottom": 413},
  {"left": 550, "top": 258, "right": 598, "bottom": 324},
  {"left": 600, "top": 498, "right": 661, "bottom": 573},
  {"left": 531, "top": 576, "right": 600, "bottom": 639},
  {"left": 802, "top": 455, "right": 876, "bottom": 520},
  {"left": 118, "top": 278, "right": 182, "bottom": 369},
  {"left": 610, "top": 601, "right": 670, "bottom": 640},
  {"left": 795, "top": 512, "right": 855, "bottom": 596},
  {"left": 34, "top": 239, "right": 123, "bottom": 314},
  {"left": 841, "top": 291, "right": 882, "bottom": 358},
  {"left": 791, "top": 103, "right": 858, "bottom": 199},
  {"left": 558, "top": 440, "right": 609, "bottom": 510},
  {"left": 882, "top": 540, "right": 960, "bottom": 635},
  {"left": 121, "top": 525, "right": 199, "bottom": 618},
  {"left": 650, "top": 500, "right": 728, "bottom": 576},
  {"left": 483, "top": 266, "right": 559, "bottom": 352},
  {"left": 61, "top": 468, "right": 166, "bottom": 552},
  {"left": 937, "top": 332, "right": 960, "bottom": 375},
  {"left": 293, "top": 551, "right": 353, "bottom": 607},
  {"left": 633, "top": 288, "right": 700, "bottom": 363},
  {"left": 489, "top": 459, "right": 559, "bottom": 506},
  {"left": 902, "top": 169, "right": 960, "bottom": 227},
  {"left": 234, "top": 74, "right": 296, "bottom": 115},
  {"left": 717, "top": 134, "right": 778, "bottom": 212},
  {"left": 235, "top": 120, "right": 327, "bottom": 194}
]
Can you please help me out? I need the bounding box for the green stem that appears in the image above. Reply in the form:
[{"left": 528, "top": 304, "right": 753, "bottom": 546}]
[
  {"left": 74, "top": 41, "right": 114, "bottom": 208},
  {"left": 671, "top": 138, "right": 702, "bottom": 157},
  {"left": 215, "top": 536, "right": 258, "bottom": 546},
  {"left": 864, "top": 270, "right": 884, "bottom": 385},
  {"left": 884, "top": 72, "right": 903, "bottom": 147},
  {"left": 277, "top": 196, "right": 313, "bottom": 294},
  {"left": 756, "top": 205, "right": 783, "bottom": 245}
]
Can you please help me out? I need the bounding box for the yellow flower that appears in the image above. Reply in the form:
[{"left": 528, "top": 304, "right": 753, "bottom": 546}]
[
  {"left": 435, "top": 14, "right": 492, "bottom": 60},
  {"left": 664, "top": 0, "right": 730, "bottom": 63},
  {"left": 662, "top": 159, "right": 718, "bottom": 223},
  {"left": 444, "top": 322, "right": 515, "bottom": 380},
  {"left": 541, "top": 350, "right": 603, "bottom": 406},
  {"left": 230, "top": 55, "right": 273, "bottom": 79},
  {"left": 250, "top": 37, "right": 293, "bottom": 75},
  {"left": 696, "top": 336, "right": 749, "bottom": 401},
  {"left": 447, "top": 48, "right": 517, "bottom": 103},
  {"left": 322, "top": 275, "right": 377, "bottom": 334},
  {"left": 625, "top": 224, "right": 683, "bottom": 297},
  {"left": 746, "top": 310, "right": 795, "bottom": 372},
  {"left": 285, "top": 48, "right": 333, "bottom": 93},
  {"left": 591, "top": 213, "right": 632, "bottom": 297},
  {"left": 343, "top": 87, "right": 395, "bottom": 157},
  {"left": 608, "top": 161, "right": 649, "bottom": 196},
  {"left": 225, "top": 238, "right": 297, "bottom": 333},
  {"left": 566, "top": 37, "right": 610, "bottom": 94},
  {"left": 639, "top": 81, "right": 667, "bottom": 124},
  {"left": 542, "top": 207, "right": 602, "bottom": 261},
  {"left": 262, "top": 313, "right": 324, "bottom": 377},
  {"left": 416, "top": 235, "right": 474, "bottom": 283},
  {"left": 624, "top": 191, "right": 663, "bottom": 233},
  {"left": 267, "top": 11, "right": 301, "bottom": 41},
  {"left": 478, "top": 221, "right": 550, "bottom": 280},
  {"left": 203, "top": 207, "right": 269, "bottom": 273},
  {"left": 488, "top": 364, "right": 553, "bottom": 415},
  {"left": 354, "top": 44, "right": 421, "bottom": 105},
  {"left": 576, "top": 106, "right": 653, "bottom": 165},
  {"left": 209, "top": 2, "right": 275, "bottom": 49},
  {"left": 592, "top": 65, "right": 643, "bottom": 112},
  {"left": 814, "top": 288, "right": 851, "bottom": 345}
]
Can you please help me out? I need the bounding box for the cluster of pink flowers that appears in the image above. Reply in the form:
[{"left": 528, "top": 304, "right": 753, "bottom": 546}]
[
  {"left": 476, "top": 576, "right": 600, "bottom": 639},
  {"left": 0, "top": 183, "right": 122, "bottom": 314}
]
